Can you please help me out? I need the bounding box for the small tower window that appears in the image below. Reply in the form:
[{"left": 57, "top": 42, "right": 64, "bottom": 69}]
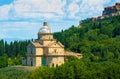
[
  {"left": 54, "top": 49, "right": 57, "bottom": 53},
  {"left": 49, "top": 36, "right": 50, "bottom": 39}
]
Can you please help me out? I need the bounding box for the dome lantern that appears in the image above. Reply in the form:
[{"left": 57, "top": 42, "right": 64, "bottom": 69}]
[{"left": 39, "top": 22, "right": 51, "bottom": 33}]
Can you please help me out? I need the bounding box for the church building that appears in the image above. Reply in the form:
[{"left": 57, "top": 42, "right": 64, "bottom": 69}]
[{"left": 22, "top": 22, "right": 82, "bottom": 67}]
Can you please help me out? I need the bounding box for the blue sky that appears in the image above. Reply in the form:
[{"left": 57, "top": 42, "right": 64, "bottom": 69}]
[
  {"left": 0, "top": 0, "right": 120, "bottom": 40},
  {"left": 0, "top": 0, "right": 13, "bottom": 6}
]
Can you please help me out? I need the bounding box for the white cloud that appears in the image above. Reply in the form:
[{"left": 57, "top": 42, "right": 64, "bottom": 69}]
[
  {"left": 67, "top": 1, "right": 80, "bottom": 18},
  {"left": 0, "top": 21, "right": 40, "bottom": 39},
  {"left": 0, "top": 0, "right": 67, "bottom": 20},
  {"left": 74, "top": 0, "right": 81, "bottom": 3},
  {"left": 115, "top": 0, "right": 120, "bottom": 3},
  {"left": 0, "top": 0, "right": 117, "bottom": 39},
  {"left": 0, "top": 5, "right": 10, "bottom": 20},
  {"left": 0, "top": 0, "right": 112, "bottom": 20},
  {"left": 12, "top": 0, "right": 66, "bottom": 19},
  {"left": 0, "top": 21, "right": 40, "bottom": 31},
  {"left": 78, "top": 0, "right": 111, "bottom": 18},
  {"left": 0, "top": 31, "right": 12, "bottom": 39}
]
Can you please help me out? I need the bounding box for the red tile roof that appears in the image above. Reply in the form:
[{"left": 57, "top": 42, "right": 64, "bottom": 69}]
[{"left": 32, "top": 42, "right": 42, "bottom": 47}]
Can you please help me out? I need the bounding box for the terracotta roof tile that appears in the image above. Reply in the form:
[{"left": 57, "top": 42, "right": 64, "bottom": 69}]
[
  {"left": 31, "top": 42, "right": 41, "bottom": 47},
  {"left": 47, "top": 41, "right": 64, "bottom": 47}
]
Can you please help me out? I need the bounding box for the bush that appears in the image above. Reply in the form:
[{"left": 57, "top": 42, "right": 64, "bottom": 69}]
[{"left": 0, "top": 56, "right": 8, "bottom": 68}]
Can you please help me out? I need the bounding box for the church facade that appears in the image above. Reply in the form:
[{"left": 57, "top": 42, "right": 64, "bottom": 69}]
[{"left": 22, "top": 22, "right": 82, "bottom": 67}]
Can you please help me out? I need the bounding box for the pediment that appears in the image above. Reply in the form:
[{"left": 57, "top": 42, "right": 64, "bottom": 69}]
[
  {"left": 27, "top": 42, "right": 42, "bottom": 48},
  {"left": 47, "top": 42, "right": 64, "bottom": 48}
]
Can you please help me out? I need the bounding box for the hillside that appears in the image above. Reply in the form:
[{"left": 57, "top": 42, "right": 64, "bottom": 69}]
[{"left": 54, "top": 15, "right": 120, "bottom": 62}]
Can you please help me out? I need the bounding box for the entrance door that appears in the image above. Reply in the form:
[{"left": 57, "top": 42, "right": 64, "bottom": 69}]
[
  {"left": 42, "top": 56, "right": 46, "bottom": 66},
  {"left": 31, "top": 61, "right": 33, "bottom": 66},
  {"left": 30, "top": 58, "right": 33, "bottom": 66}
]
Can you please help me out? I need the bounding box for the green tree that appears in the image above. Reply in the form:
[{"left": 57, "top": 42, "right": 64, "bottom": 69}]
[
  {"left": 113, "top": 25, "right": 120, "bottom": 37},
  {"left": 0, "top": 56, "right": 8, "bottom": 68},
  {"left": 0, "top": 40, "right": 5, "bottom": 56}
]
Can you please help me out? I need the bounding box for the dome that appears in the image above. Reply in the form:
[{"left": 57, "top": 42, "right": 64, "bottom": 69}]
[{"left": 39, "top": 22, "right": 51, "bottom": 33}]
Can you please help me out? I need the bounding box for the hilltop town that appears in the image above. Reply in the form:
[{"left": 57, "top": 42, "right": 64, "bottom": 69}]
[
  {"left": 78, "top": 2, "right": 120, "bottom": 26},
  {"left": 92, "top": 2, "right": 120, "bottom": 21}
]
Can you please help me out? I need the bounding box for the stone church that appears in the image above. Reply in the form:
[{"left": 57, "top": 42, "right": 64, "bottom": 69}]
[{"left": 22, "top": 22, "right": 82, "bottom": 67}]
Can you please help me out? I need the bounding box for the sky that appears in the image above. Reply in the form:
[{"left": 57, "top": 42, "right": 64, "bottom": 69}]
[{"left": 0, "top": 0, "right": 120, "bottom": 41}]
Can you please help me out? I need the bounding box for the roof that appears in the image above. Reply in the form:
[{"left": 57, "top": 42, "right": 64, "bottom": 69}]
[
  {"left": 31, "top": 42, "right": 42, "bottom": 47},
  {"left": 47, "top": 41, "right": 64, "bottom": 48},
  {"left": 57, "top": 42, "right": 64, "bottom": 47},
  {"left": 65, "top": 52, "right": 82, "bottom": 59},
  {"left": 105, "top": 6, "right": 115, "bottom": 9},
  {"left": 116, "top": 2, "right": 120, "bottom": 5},
  {"left": 27, "top": 41, "right": 64, "bottom": 48}
]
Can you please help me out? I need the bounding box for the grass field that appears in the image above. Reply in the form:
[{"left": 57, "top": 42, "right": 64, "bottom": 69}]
[{"left": 0, "top": 66, "right": 37, "bottom": 79}]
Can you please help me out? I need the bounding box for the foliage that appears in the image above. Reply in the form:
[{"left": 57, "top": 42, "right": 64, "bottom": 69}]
[
  {"left": 0, "top": 56, "right": 8, "bottom": 68},
  {"left": 67, "top": 56, "right": 78, "bottom": 62},
  {"left": 0, "top": 67, "right": 30, "bottom": 79},
  {"left": 28, "top": 67, "right": 55, "bottom": 79},
  {"left": 8, "top": 58, "right": 22, "bottom": 66},
  {"left": 0, "top": 40, "right": 31, "bottom": 58},
  {"left": 0, "top": 40, "right": 31, "bottom": 67},
  {"left": 54, "top": 15, "right": 120, "bottom": 62},
  {"left": 28, "top": 59, "right": 120, "bottom": 79}
]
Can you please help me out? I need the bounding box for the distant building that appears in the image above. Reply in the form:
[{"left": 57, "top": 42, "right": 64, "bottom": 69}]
[
  {"left": 22, "top": 22, "right": 82, "bottom": 67},
  {"left": 91, "top": 2, "right": 120, "bottom": 21},
  {"left": 103, "top": 2, "right": 120, "bottom": 16}
]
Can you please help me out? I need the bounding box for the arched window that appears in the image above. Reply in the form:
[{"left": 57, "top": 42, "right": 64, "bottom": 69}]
[{"left": 49, "top": 36, "right": 50, "bottom": 39}]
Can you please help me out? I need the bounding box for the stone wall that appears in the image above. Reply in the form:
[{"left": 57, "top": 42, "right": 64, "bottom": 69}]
[
  {"left": 46, "top": 57, "right": 64, "bottom": 67},
  {"left": 27, "top": 57, "right": 36, "bottom": 66},
  {"left": 36, "top": 48, "right": 43, "bottom": 55},
  {"left": 36, "top": 57, "right": 42, "bottom": 66}
]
